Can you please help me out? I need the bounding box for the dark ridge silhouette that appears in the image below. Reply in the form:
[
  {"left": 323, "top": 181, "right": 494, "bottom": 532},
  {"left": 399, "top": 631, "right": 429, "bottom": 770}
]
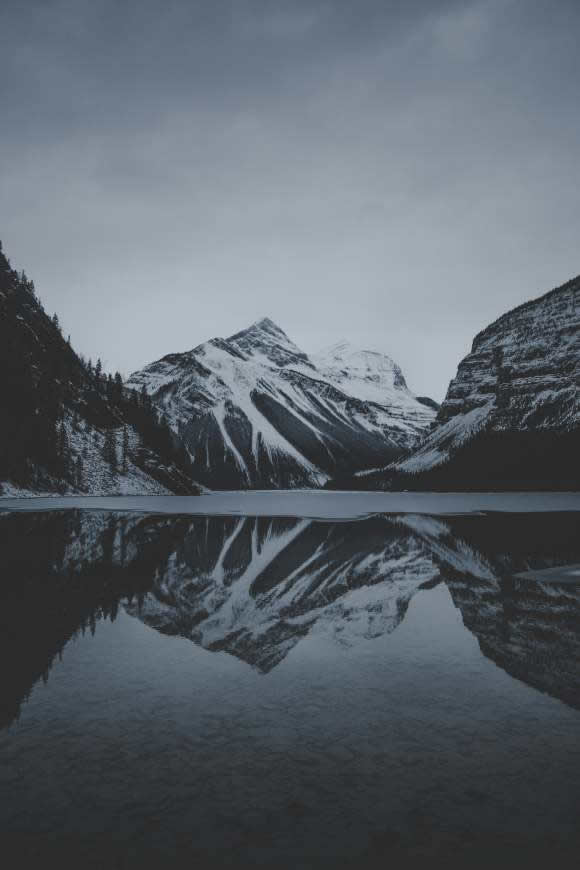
[{"left": 0, "top": 240, "right": 199, "bottom": 494}]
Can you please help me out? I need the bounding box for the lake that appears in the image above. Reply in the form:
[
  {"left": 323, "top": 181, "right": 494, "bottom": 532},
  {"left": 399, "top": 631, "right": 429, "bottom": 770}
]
[{"left": 1, "top": 495, "right": 579, "bottom": 868}]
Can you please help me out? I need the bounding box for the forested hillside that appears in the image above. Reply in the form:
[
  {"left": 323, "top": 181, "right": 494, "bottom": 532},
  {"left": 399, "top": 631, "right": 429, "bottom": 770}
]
[{"left": 0, "top": 241, "right": 200, "bottom": 495}]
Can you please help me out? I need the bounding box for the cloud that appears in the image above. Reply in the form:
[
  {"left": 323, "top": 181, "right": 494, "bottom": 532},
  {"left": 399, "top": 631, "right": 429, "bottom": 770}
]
[{"left": 1, "top": 0, "right": 579, "bottom": 399}]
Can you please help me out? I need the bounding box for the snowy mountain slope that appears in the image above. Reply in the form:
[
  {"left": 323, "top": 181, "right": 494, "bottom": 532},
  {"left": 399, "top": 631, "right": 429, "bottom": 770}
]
[
  {"left": 0, "top": 241, "right": 201, "bottom": 496},
  {"left": 312, "top": 340, "right": 408, "bottom": 402},
  {"left": 38, "top": 411, "right": 179, "bottom": 496},
  {"left": 127, "top": 319, "right": 436, "bottom": 489},
  {"left": 3, "top": 410, "right": 193, "bottom": 498},
  {"left": 229, "top": 316, "right": 315, "bottom": 369},
  {"left": 343, "top": 276, "right": 580, "bottom": 490}
]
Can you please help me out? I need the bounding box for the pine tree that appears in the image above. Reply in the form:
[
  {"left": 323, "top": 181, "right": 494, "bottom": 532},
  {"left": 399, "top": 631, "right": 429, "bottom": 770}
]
[
  {"left": 114, "top": 371, "right": 124, "bottom": 403},
  {"left": 58, "top": 421, "right": 67, "bottom": 456},
  {"left": 122, "top": 425, "right": 130, "bottom": 473},
  {"left": 102, "top": 428, "right": 117, "bottom": 472},
  {"left": 134, "top": 430, "right": 147, "bottom": 466},
  {"left": 141, "top": 383, "right": 151, "bottom": 408},
  {"left": 75, "top": 456, "right": 83, "bottom": 490},
  {"left": 52, "top": 312, "right": 61, "bottom": 332},
  {"left": 104, "top": 372, "right": 111, "bottom": 399},
  {"left": 95, "top": 358, "right": 103, "bottom": 382},
  {"left": 57, "top": 421, "right": 70, "bottom": 480}
]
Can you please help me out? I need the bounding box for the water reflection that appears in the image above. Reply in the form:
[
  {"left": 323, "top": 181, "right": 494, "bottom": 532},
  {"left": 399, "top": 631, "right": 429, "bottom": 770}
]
[{"left": 0, "top": 509, "right": 579, "bottom": 729}]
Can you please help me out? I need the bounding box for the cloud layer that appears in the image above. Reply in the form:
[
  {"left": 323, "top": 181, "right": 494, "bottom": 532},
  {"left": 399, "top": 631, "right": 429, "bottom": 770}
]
[{"left": 2, "top": 0, "right": 579, "bottom": 399}]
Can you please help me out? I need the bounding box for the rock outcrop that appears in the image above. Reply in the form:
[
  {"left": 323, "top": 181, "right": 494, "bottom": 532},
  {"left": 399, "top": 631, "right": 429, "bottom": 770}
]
[{"left": 347, "top": 276, "right": 579, "bottom": 490}]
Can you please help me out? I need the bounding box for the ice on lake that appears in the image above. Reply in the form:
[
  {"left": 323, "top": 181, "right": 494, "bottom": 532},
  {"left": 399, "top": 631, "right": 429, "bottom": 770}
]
[{"left": 1, "top": 489, "right": 580, "bottom": 518}]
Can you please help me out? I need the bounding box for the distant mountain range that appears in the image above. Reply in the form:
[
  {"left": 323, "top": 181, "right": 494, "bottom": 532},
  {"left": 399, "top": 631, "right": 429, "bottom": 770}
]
[
  {"left": 126, "top": 318, "right": 436, "bottom": 488},
  {"left": 1, "top": 237, "right": 578, "bottom": 493}
]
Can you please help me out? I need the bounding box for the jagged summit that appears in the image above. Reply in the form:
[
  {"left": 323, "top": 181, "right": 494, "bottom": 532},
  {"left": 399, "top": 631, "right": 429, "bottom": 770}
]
[
  {"left": 229, "top": 316, "right": 287, "bottom": 341},
  {"left": 227, "top": 316, "right": 311, "bottom": 369},
  {"left": 251, "top": 316, "right": 284, "bottom": 333},
  {"left": 127, "top": 315, "right": 436, "bottom": 490}
]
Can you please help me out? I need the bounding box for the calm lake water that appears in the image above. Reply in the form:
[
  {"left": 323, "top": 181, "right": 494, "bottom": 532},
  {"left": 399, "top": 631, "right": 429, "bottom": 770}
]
[{"left": 1, "top": 503, "right": 579, "bottom": 868}]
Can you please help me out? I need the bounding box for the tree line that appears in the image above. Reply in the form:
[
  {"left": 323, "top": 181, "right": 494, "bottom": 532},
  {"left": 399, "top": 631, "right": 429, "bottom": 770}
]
[{"left": 0, "top": 240, "right": 193, "bottom": 492}]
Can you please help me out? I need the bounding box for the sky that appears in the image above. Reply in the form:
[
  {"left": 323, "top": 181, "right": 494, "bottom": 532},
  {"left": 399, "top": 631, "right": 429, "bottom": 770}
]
[{"left": 1, "top": 0, "right": 579, "bottom": 401}]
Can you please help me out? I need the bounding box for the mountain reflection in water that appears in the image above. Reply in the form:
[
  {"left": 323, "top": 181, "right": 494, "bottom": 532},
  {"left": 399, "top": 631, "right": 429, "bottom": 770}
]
[{"left": 1, "top": 509, "right": 579, "bottom": 730}]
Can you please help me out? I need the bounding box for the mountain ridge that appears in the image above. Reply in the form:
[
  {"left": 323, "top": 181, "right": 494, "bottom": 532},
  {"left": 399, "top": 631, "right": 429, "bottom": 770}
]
[
  {"left": 127, "top": 317, "right": 436, "bottom": 489},
  {"left": 0, "top": 241, "right": 201, "bottom": 497},
  {"left": 336, "top": 275, "right": 579, "bottom": 491},
  {"left": 4, "top": 236, "right": 576, "bottom": 494}
]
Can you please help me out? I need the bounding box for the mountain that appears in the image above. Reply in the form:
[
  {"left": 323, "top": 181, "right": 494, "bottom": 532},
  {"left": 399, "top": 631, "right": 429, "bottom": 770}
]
[
  {"left": 0, "top": 242, "right": 201, "bottom": 496},
  {"left": 340, "top": 276, "right": 580, "bottom": 490},
  {"left": 127, "top": 319, "right": 436, "bottom": 489}
]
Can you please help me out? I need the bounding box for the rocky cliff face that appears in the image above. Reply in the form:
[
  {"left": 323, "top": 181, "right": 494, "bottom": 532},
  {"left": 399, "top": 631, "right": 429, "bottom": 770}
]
[
  {"left": 127, "top": 320, "right": 435, "bottom": 489},
  {"left": 438, "top": 275, "right": 579, "bottom": 430},
  {"left": 351, "top": 276, "right": 579, "bottom": 490}
]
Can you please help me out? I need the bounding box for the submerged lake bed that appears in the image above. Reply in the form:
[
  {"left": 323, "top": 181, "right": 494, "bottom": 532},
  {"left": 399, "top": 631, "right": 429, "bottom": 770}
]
[{"left": 1, "top": 493, "right": 579, "bottom": 867}]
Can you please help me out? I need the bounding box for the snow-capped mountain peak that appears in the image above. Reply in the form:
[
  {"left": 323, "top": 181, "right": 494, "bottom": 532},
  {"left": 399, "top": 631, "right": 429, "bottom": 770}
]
[
  {"left": 314, "top": 340, "right": 407, "bottom": 387},
  {"left": 127, "top": 317, "right": 436, "bottom": 489},
  {"left": 248, "top": 316, "right": 285, "bottom": 335},
  {"left": 308, "top": 339, "right": 417, "bottom": 409},
  {"left": 227, "top": 317, "right": 313, "bottom": 369}
]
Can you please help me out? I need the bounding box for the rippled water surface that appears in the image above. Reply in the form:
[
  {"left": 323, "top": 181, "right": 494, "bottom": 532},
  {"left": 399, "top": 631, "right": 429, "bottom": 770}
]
[{"left": 1, "top": 505, "right": 579, "bottom": 868}]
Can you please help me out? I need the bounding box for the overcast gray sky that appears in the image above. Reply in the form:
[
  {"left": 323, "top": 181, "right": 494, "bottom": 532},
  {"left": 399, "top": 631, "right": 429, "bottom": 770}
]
[{"left": 1, "top": 0, "right": 579, "bottom": 400}]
